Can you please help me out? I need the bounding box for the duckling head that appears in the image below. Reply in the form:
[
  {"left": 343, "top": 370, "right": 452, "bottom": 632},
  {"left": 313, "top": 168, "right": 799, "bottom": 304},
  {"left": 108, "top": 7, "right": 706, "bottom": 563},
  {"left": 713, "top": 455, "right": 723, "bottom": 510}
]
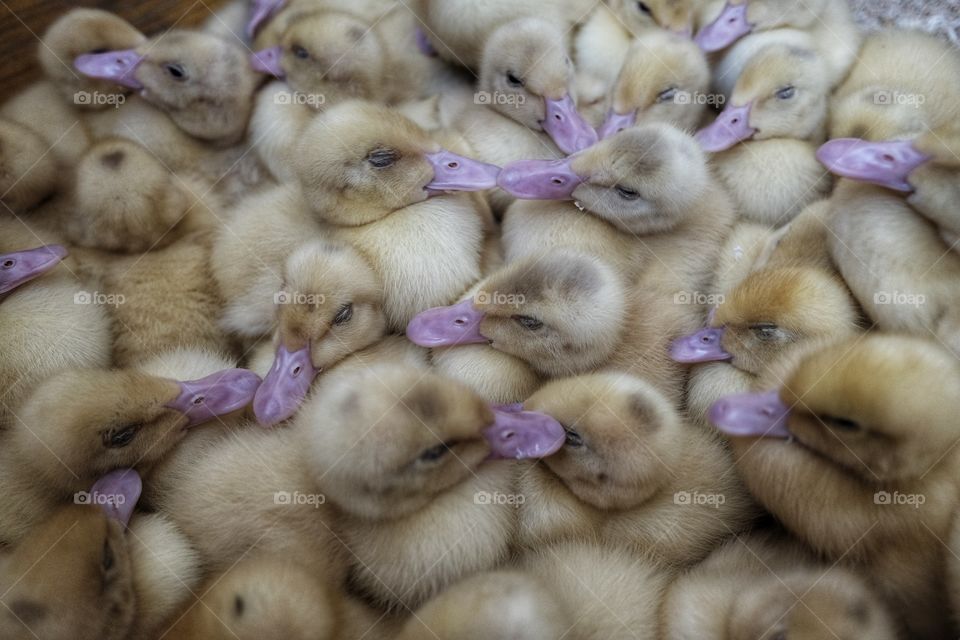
[
  {"left": 710, "top": 335, "right": 960, "bottom": 483},
  {"left": 253, "top": 241, "right": 387, "bottom": 426},
  {"left": 479, "top": 18, "right": 597, "bottom": 154},
  {"left": 695, "top": 0, "right": 822, "bottom": 52},
  {"left": 173, "top": 557, "right": 339, "bottom": 640},
  {"left": 74, "top": 31, "right": 257, "bottom": 144},
  {"left": 13, "top": 367, "right": 261, "bottom": 492},
  {"left": 728, "top": 569, "right": 898, "bottom": 640},
  {"left": 672, "top": 268, "right": 859, "bottom": 375},
  {"left": 250, "top": 10, "right": 386, "bottom": 105},
  {"left": 0, "top": 500, "right": 136, "bottom": 640},
  {"left": 40, "top": 8, "right": 145, "bottom": 107},
  {"left": 598, "top": 31, "right": 710, "bottom": 139},
  {"left": 610, "top": 0, "right": 695, "bottom": 36},
  {"left": 294, "top": 100, "right": 500, "bottom": 225},
  {"left": 67, "top": 139, "right": 191, "bottom": 252},
  {"left": 524, "top": 374, "right": 682, "bottom": 510},
  {"left": 301, "top": 364, "right": 563, "bottom": 520},
  {"left": 696, "top": 45, "right": 828, "bottom": 152},
  {"left": 407, "top": 251, "right": 626, "bottom": 378},
  {"left": 0, "top": 244, "right": 68, "bottom": 298},
  {"left": 499, "top": 124, "right": 709, "bottom": 234},
  {"left": 0, "top": 119, "right": 60, "bottom": 211}
]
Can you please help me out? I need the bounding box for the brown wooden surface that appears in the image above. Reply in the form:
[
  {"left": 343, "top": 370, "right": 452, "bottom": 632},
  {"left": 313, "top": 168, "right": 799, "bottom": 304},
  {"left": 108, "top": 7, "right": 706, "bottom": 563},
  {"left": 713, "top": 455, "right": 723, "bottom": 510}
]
[{"left": 0, "top": 0, "right": 229, "bottom": 94}]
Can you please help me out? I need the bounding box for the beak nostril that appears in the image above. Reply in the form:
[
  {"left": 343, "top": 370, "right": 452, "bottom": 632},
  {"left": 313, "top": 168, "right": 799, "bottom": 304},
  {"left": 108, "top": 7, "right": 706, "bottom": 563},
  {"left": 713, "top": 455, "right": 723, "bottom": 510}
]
[
  {"left": 882, "top": 154, "right": 896, "bottom": 163},
  {"left": 292, "top": 365, "right": 302, "bottom": 376},
  {"left": 454, "top": 318, "right": 466, "bottom": 326},
  {"left": 192, "top": 396, "right": 205, "bottom": 405},
  {"left": 502, "top": 430, "right": 516, "bottom": 440},
  {"left": 551, "top": 178, "right": 563, "bottom": 185},
  {"left": 447, "top": 161, "right": 459, "bottom": 169}
]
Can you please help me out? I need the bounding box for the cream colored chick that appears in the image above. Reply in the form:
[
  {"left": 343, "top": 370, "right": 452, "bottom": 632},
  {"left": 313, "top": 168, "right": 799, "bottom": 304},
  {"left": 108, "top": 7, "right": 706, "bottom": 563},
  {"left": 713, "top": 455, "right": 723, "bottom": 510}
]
[
  {"left": 517, "top": 373, "right": 757, "bottom": 566},
  {"left": 610, "top": 0, "right": 697, "bottom": 34},
  {"left": 75, "top": 230, "right": 238, "bottom": 366},
  {"left": 63, "top": 138, "right": 218, "bottom": 252},
  {"left": 0, "top": 504, "right": 135, "bottom": 640},
  {"left": 162, "top": 556, "right": 341, "bottom": 640},
  {"left": 696, "top": 44, "right": 833, "bottom": 225},
  {"left": 826, "top": 180, "right": 960, "bottom": 355},
  {"left": 498, "top": 124, "right": 735, "bottom": 293},
  {"left": 222, "top": 100, "right": 497, "bottom": 331},
  {"left": 250, "top": 8, "right": 444, "bottom": 106},
  {"left": 248, "top": 0, "right": 398, "bottom": 43},
  {"left": 39, "top": 8, "right": 146, "bottom": 108},
  {"left": 0, "top": 118, "right": 61, "bottom": 211},
  {"left": 0, "top": 219, "right": 111, "bottom": 431},
  {"left": 708, "top": 334, "right": 960, "bottom": 639},
  {"left": 593, "top": 31, "right": 711, "bottom": 137},
  {"left": 413, "top": 0, "right": 591, "bottom": 70},
  {"left": 662, "top": 530, "right": 899, "bottom": 640},
  {"left": 0, "top": 362, "right": 257, "bottom": 543},
  {"left": 697, "top": 0, "right": 860, "bottom": 96},
  {"left": 75, "top": 30, "right": 258, "bottom": 145},
  {"left": 521, "top": 541, "right": 673, "bottom": 640},
  {"left": 395, "top": 570, "right": 571, "bottom": 640}
]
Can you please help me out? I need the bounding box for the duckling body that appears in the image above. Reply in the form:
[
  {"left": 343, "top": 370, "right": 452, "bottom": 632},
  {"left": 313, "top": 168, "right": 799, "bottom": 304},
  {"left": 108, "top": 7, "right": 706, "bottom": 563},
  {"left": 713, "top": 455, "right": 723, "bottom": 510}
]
[
  {"left": 517, "top": 373, "right": 757, "bottom": 566},
  {"left": 0, "top": 81, "right": 92, "bottom": 165},
  {"left": 0, "top": 118, "right": 61, "bottom": 212}
]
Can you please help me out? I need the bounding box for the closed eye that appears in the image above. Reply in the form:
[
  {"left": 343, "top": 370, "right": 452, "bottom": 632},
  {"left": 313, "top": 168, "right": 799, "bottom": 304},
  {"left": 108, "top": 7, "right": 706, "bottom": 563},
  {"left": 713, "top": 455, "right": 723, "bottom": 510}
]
[
  {"left": 656, "top": 87, "right": 677, "bottom": 103},
  {"left": 506, "top": 72, "right": 524, "bottom": 88},
  {"left": 334, "top": 302, "right": 353, "bottom": 325},
  {"left": 776, "top": 86, "right": 796, "bottom": 100},
  {"left": 636, "top": 1, "right": 653, "bottom": 15},
  {"left": 164, "top": 63, "right": 187, "bottom": 81},
  {"left": 513, "top": 315, "right": 543, "bottom": 331},
  {"left": 417, "top": 442, "right": 450, "bottom": 463},
  {"left": 367, "top": 148, "right": 398, "bottom": 169},
  {"left": 615, "top": 185, "right": 640, "bottom": 200},
  {"left": 564, "top": 428, "right": 584, "bottom": 448},
  {"left": 103, "top": 424, "right": 140, "bottom": 449},
  {"left": 822, "top": 415, "right": 861, "bottom": 432},
  {"left": 292, "top": 44, "right": 310, "bottom": 60}
]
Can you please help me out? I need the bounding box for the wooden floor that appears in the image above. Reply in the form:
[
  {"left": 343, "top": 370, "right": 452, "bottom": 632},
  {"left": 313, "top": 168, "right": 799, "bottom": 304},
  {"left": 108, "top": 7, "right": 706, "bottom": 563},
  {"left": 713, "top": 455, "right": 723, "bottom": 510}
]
[{"left": 0, "top": 0, "right": 229, "bottom": 93}]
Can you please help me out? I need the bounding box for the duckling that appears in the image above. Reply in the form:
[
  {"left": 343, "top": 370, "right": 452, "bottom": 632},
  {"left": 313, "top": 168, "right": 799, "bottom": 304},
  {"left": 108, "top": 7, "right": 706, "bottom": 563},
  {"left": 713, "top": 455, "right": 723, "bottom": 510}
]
[
  {"left": 609, "top": 0, "right": 696, "bottom": 34},
  {"left": 0, "top": 502, "right": 135, "bottom": 640},
  {"left": 696, "top": 0, "right": 861, "bottom": 96},
  {"left": 0, "top": 363, "right": 259, "bottom": 544},
  {"left": 662, "top": 530, "right": 899, "bottom": 640},
  {"left": 220, "top": 100, "right": 498, "bottom": 331},
  {"left": 695, "top": 43, "right": 833, "bottom": 224},
  {"left": 125, "top": 512, "right": 204, "bottom": 639},
  {"left": 162, "top": 555, "right": 345, "bottom": 640},
  {"left": 594, "top": 31, "right": 711, "bottom": 138},
  {"left": 708, "top": 333, "right": 960, "bottom": 638},
  {"left": 76, "top": 231, "right": 238, "bottom": 366},
  {"left": 307, "top": 363, "right": 563, "bottom": 610},
  {"left": 0, "top": 118, "right": 61, "bottom": 212},
  {"left": 521, "top": 541, "right": 672, "bottom": 640},
  {"left": 75, "top": 30, "right": 258, "bottom": 145},
  {"left": 825, "top": 179, "right": 960, "bottom": 354},
  {"left": 62, "top": 138, "right": 218, "bottom": 252},
  {"left": 413, "top": 0, "right": 589, "bottom": 70},
  {"left": 38, "top": 8, "right": 146, "bottom": 108},
  {"left": 395, "top": 570, "right": 571, "bottom": 640},
  {"left": 497, "top": 124, "right": 735, "bottom": 292},
  {"left": 516, "top": 373, "right": 757, "bottom": 566},
  {"left": 246, "top": 79, "right": 319, "bottom": 183},
  {"left": 0, "top": 219, "right": 112, "bottom": 431},
  {"left": 251, "top": 8, "right": 444, "bottom": 107}
]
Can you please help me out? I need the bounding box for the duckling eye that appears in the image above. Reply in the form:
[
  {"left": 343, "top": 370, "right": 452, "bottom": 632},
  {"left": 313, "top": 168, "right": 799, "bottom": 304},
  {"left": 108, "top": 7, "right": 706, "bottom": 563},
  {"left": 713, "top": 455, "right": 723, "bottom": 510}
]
[
  {"left": 292, "top": 45, "right": 310, "bottom": 60},
  {"left": 104, "top": 424, "right": 140, "bottom": 449},
  {"left": 513, "top": 315, "right": 543, "bottom": 331},
  {"left": 2, "top": 258, "right": 15, "bottom": 269},
  {"left": 367, "top": 148, "right": 398, "bottom": 169},
  {"left": 615, "top": 185, "right": 640, "bottom": 200},
  {"left": 656, "top": 87, "right": 677, "bottom": 103},
  {"left": 564, "top": 428, "right": 584, "bottom": 448},
  {"left": 750, "top": 323, "right": 783, "bottom": 341},
  {"left": 164, "top": 63, "right": 188, "bottom": 81},
  {"left": 334, "top": 302, "right": 354, "bottom": 325},
  {"left": 418, "top": 442, "right": 449, "bottom": 463},
  {"left": 506, "top": 72, "right": 525, "bottom": 88},
  {"left": 776, "top": 86, "right": 796, "bottom": 100},
  {"left": 101, "top": 539, "right": 114, "bottom": 572},
  {"left": 823, "top": 415, "right": 861, "bottom": 432},
  {"left": 636, "top": 1, "right": 653, "bottom": 15}
]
